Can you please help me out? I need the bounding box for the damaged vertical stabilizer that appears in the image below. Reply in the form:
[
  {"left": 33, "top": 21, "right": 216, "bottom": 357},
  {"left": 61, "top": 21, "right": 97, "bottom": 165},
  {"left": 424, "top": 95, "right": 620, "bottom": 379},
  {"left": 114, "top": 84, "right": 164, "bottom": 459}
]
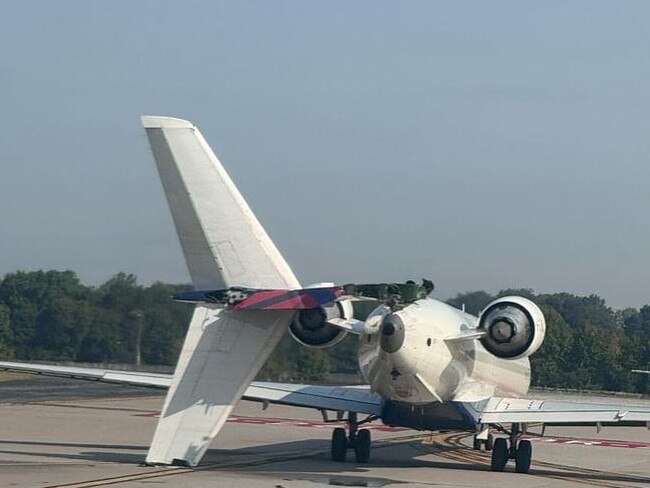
[{"left": 141, "top": 116, "right": 300, "bottom": 466}]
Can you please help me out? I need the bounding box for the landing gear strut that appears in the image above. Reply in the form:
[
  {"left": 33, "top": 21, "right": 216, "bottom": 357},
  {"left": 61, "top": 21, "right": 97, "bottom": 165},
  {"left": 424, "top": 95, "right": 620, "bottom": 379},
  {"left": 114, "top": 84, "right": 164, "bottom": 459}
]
[
  {"left": 490, "top": 423, "right": 532, "bottom": 473},
  {"left": 472, "top": 432, "right": 494, "bottom": 451},
  {"left": 330, "top": 412, "right": 373, "bottom": 463}
]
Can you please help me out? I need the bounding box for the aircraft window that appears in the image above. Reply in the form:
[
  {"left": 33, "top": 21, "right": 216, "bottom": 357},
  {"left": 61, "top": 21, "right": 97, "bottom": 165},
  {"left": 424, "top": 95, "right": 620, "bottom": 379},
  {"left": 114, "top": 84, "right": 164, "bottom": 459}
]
[{"left": 427, "top": 338, "right": 431, "bottom": 347}]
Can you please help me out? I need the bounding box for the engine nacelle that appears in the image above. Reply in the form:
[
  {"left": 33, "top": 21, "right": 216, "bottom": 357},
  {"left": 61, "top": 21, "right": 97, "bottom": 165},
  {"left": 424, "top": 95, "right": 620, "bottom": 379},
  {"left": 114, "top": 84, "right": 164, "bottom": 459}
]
[
  {"left": 477, "top": 296, "right": 546, "bottom": 360},
  {"left": 288, "top": 299, "right": 352, "bottom": 349}
]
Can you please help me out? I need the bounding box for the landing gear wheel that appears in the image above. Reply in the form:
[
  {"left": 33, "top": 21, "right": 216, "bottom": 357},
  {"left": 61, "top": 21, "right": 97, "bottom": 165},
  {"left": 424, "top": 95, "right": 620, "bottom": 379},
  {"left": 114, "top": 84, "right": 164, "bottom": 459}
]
[
  {"left": 490, "top": 438, "right": 508, "bottom": 472},
  {"left": 472, "top": 435, "right": 481, "bottom": 450},
  {"left": 354, "top": 429, "right": 371, "bottom": 463},
  {"left": 515, "top": 440, "right": 532, "bottom": 474},
  {"left": 485, "top": 433, "right": 494, "bottom": 451},
  {"left": 331, "top": 427, "right": 348, "bottom": 462}
]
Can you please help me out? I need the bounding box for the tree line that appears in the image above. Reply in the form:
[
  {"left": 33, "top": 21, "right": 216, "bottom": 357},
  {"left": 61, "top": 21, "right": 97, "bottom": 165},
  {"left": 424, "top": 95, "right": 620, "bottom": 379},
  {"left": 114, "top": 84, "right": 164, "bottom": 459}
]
[
  {"left": 447, "top": 290, "right": 650, "bottom": 393},
  {"left": 0, "top": 270, "right": 648, "bottom": 392}
]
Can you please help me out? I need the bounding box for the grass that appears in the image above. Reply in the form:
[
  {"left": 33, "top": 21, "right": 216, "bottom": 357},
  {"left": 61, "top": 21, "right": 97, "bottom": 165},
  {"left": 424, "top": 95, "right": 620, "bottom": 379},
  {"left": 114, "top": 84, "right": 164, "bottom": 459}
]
[{"left": 0, "top": 371, "right": 34, "bottom": 382}]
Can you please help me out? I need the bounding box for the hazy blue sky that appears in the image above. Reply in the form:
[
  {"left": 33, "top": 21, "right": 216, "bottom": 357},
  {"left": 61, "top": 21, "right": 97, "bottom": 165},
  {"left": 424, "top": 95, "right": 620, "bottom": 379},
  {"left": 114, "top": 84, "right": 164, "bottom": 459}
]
[{"left": 1, "top": 2, "right": 649, "bottom": 308}]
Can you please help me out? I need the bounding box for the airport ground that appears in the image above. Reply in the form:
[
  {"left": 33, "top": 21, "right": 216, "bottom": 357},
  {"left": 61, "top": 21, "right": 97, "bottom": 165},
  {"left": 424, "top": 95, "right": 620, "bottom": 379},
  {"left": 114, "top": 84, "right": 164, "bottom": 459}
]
[{"left": 0, "top": 377, "right": 649, "bottom": 488}]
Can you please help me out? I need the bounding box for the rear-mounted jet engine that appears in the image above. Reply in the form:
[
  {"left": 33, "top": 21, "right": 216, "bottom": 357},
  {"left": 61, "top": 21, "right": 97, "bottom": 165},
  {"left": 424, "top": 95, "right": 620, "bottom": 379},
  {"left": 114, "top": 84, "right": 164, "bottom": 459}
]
[
  {"left": 289, "top": 300, "right": 353, "bottom": 349},
  {"left": 477, "top": 296, "right": 546, "bottom": 359}
]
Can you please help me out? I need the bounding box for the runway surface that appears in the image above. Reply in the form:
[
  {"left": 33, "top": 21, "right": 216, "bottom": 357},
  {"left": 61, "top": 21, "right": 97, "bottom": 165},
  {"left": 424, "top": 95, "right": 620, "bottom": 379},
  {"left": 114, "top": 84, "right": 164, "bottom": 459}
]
[{"left": 1, "top": 377, "right": 649, "bottom": 488}]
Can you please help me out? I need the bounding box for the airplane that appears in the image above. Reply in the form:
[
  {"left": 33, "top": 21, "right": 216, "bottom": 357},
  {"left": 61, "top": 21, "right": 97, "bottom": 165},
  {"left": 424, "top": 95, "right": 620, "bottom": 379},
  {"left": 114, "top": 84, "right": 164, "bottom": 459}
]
[{"left": 2, "top": 115, "right": 650, "bottom": 475}]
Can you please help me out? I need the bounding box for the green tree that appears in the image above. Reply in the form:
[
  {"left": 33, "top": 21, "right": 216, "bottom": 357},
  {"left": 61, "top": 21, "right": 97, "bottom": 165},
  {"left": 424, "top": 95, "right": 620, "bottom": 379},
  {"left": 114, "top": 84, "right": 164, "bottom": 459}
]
[
  {"left": 0, "top": 270, "right": 89, "bottom": 358},
  {"left": 446, "top": 291, "right": 493, "bottom": 315},
  {"left": 529, "top": 305, "right": 573, "bottom": 387},
  {"left": 2, "top": 269, "right": 650, "bottom": 394},
  {"left": 139, "top": 282, "right": 192, "bottom": 365},
  {"left": 0, "top": 304, "right": 13, "bottom": 357}
]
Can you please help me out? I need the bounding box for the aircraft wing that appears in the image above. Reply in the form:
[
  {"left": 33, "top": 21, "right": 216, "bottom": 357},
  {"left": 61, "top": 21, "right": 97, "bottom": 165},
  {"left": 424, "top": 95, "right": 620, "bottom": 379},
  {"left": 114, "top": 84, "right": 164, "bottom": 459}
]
[
  {"left": 0, "top": 361, "right": 173, "bottom": 388},
  {"left": 479, "top": 396, "right": 650, "bottom": 426},
  {"left": 244, "top": 382, "right": 382, "bottom": 415},
  {"left": 0, "top": 361, "right": 383, "bottom": 416}
]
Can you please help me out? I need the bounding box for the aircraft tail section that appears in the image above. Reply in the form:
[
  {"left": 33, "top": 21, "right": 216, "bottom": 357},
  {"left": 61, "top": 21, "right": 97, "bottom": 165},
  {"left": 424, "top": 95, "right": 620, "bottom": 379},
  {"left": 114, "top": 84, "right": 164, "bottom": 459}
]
[{"left": 141, "top": 116, "right": 299, "bottom": 466}]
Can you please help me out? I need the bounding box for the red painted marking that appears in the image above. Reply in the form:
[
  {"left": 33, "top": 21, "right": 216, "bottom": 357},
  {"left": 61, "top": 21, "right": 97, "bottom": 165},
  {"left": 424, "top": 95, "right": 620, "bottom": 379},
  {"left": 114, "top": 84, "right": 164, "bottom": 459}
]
[
  {"left": 232, "top": 289, "right": 286, "bottom": 308},
  {"left": 261, "top": 294, "right": 318, "bottom": 310},
  {"left": 133, "top": 411, "right": 160, "bottom": 417},
  {"left": 133, "top": 411, "right": 406, "bottom": 431},
  {"left": 231, "top": 287, "right": 343, "bottom": 310},
  {"left": 524, "top": 435, "right": 650, "bottom": 449},
  {"left": 131, "top": 412, "right": 649, "bottom": 447}
]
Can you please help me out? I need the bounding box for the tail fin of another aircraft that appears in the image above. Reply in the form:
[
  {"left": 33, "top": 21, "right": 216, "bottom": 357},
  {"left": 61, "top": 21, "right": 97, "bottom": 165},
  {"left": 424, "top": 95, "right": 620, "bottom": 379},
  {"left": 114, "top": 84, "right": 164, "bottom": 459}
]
[
  {"left": 141, "top": 116, "right": 300, "bottom": 466},
  {"left": 142, "top": 116, "right": 299, "bottom": 290}
]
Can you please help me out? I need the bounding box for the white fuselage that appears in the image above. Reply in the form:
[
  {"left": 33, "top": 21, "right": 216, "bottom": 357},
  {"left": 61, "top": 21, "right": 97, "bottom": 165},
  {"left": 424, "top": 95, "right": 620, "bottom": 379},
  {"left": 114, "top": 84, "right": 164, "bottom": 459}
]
[{"left": 357, "top": 297, "right": 530, "bottom": 404}]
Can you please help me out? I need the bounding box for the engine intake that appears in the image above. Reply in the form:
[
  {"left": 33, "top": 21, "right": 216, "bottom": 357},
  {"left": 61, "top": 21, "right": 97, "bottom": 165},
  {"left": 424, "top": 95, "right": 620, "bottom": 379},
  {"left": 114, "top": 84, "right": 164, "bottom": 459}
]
[
  {"left": 288, "top": 300, "right": 352, "bottom": 349},
  {"left": 478, "top": 296, "right": 545, "bottom": 359}
]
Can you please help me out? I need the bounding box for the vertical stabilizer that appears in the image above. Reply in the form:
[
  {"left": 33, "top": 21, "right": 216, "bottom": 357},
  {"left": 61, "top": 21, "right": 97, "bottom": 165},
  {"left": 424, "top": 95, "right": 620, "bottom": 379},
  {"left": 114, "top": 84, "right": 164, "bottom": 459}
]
[
  {"left": 141, "top": 116, "right": 299, "bottom": 466},
  {"left": 141, "top": 115, "right": 299, "bottom": 290}
]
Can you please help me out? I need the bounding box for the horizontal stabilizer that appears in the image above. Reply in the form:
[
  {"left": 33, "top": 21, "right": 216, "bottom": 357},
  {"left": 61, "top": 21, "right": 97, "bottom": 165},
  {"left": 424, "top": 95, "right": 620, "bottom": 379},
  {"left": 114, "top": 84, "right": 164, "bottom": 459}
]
[
  {"left": 343, "top": 280, "right": 433, "bottom": 304},
  {"left": 327, "top": 317, "right": 367, "bottom": 334},
  {"left": 173, "top": 286, "right": 343, "bottom": 310},
  {"left": 173, "top": 280, "right": 437, "bottom": 311}
]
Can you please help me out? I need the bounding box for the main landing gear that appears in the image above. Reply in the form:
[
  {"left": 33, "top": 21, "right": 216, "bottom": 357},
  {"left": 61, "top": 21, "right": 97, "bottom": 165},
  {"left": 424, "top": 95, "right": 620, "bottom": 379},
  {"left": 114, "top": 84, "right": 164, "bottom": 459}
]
[
  {"left": 490, "top": 423, "right": 532, "bottom": 474},
  {"left": 330, "top": 412, "right": 373, "bottom": 463}
]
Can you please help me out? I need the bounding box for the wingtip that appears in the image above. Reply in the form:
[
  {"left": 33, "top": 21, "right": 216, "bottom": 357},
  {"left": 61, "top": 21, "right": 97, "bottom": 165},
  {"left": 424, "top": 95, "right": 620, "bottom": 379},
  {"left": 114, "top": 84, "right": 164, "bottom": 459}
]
[{"left": 141, "top": 116, "right": 194, "bottom": 129}]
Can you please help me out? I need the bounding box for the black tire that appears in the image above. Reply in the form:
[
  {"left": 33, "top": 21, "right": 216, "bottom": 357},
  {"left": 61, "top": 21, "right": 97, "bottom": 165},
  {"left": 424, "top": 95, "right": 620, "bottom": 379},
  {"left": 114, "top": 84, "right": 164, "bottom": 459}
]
[
  {"left": 490, "top": 438, "right": 508, "bottom": 472},
  {"left": 472, "top": 436, "right": 481, "bottom": 450},
  {"left": 515, "top": 440, "right": 532, "bottom": 474},
  {"left": 354, "top": 429, "right": 371, "bottom": 463},
  {"left": 331, "top": 428, "right": 348, "bottom": 462},
  {"left": 486, "top": 433, "right": 494, "bottom": 451}
]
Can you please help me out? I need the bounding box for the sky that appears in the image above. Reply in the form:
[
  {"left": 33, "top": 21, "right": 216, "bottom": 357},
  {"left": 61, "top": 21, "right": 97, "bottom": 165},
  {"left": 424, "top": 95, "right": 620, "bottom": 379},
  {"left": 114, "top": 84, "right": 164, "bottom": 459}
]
[{"left": 1, "top": 1, "right": 649, "bottom": 308}]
